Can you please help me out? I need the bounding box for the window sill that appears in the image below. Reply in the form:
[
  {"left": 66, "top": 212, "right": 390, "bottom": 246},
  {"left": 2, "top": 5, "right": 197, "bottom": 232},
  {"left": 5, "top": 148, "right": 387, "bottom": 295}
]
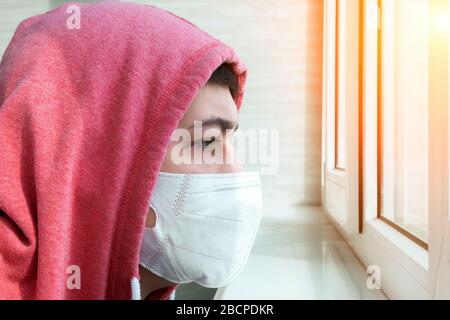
[
  {"left": 214, "top": 207, "right": 386, "bottom": 300},
  {"left": 365, "top": 219, "right": 429, "bottom": 289}
]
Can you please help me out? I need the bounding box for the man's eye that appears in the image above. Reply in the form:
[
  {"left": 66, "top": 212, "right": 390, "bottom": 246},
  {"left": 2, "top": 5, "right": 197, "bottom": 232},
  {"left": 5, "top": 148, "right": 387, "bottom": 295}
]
[
  {"left": 193, "top": 136, "right": 216, "bottom": 149},
  {"left": 202, "top": 136, "right": 216, "bottom": 148}
]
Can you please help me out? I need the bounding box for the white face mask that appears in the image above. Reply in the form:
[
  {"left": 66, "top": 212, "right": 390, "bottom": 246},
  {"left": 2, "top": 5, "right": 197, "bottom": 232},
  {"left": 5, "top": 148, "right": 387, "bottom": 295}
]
[{"left": 139, "top": 170, "right": 263, "bottom": 288}]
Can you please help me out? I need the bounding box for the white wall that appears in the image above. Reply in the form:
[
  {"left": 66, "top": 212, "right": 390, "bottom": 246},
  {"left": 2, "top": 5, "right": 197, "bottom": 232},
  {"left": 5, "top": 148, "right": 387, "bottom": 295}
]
[{"left": 0, "top": 1, "right": 49, "bottom": 54}]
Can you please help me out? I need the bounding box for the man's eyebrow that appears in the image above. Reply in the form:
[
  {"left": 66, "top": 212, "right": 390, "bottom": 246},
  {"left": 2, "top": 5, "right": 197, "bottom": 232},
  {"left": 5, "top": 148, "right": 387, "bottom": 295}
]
[{"left": 188, "top": 117, "right": 239, "bottom": 133}]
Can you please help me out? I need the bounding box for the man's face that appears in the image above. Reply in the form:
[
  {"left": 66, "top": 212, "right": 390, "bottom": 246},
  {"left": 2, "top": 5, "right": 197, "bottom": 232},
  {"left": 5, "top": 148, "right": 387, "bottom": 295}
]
[
  {"left": 160, "top": 83, "right": 243, "bottom": 174},
  {"left": 144, "top": 83, "right": 242, "bottom": 230},
  {"left": 140, "top": 83, "right": 248, "bottom": 291}
]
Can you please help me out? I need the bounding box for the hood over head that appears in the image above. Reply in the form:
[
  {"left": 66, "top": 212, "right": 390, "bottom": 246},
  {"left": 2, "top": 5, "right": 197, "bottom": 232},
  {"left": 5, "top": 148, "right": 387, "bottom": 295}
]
[{"left": 0, "top": 1, "right": 247, "bottom": 299}]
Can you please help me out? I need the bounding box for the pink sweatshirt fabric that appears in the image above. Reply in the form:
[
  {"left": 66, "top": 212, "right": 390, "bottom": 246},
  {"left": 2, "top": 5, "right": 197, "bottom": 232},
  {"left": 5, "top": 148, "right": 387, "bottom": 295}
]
[{"left": 0, "top": 1, "right": 247, "bottom": 299}]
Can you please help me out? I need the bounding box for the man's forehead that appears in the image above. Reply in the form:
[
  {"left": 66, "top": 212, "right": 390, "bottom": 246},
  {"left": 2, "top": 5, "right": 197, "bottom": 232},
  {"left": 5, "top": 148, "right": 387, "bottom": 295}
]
[{"left": 179, "top": 84, "right": 238, "bottom": 128}]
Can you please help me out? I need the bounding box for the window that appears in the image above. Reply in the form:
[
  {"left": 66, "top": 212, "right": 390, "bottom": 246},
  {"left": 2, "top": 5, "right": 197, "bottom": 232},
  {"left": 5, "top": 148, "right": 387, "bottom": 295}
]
[
  {"left": 378, "top": 0, "right": 429, "bottom": 248},
  {"left": 335, "top": 0, "right": 346, "bottom": 170}
]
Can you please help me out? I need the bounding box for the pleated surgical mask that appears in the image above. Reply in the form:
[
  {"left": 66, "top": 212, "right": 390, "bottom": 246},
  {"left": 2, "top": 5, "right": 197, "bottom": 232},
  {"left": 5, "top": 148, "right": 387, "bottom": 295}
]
[{"left": 139, "top": 170, "right": 263, "bottom": 288}]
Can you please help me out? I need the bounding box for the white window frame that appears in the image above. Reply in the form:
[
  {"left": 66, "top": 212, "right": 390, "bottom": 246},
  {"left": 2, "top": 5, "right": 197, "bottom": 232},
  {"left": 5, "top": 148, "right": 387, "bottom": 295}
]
[
  {"left": 322, "top": 0, "right": 360, "bottom": 236},
  {"left": 322, "top": 0, "right": 445, "bottom": 299}
]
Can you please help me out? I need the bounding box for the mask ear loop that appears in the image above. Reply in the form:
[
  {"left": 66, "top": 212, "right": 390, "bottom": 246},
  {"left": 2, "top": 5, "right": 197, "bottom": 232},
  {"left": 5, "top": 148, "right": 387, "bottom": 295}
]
[
  {"left": 133, "top": 202, "right": 160, "bottom": 300},
  {"left": 140, "top": 202, "right": 169, "bottom": 272}
]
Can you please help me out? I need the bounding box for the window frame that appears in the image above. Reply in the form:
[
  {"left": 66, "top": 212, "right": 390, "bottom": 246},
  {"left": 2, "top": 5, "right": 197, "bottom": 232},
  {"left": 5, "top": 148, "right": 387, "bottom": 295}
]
[
  {"left": 322, "top": 0, "right": 432, "bottom": 299},
  {"left": 376, "top": 0, "right": 429, "bottom": 251},
  {"left": 335, "top": 0, "right": 347, "bottom": 171}
]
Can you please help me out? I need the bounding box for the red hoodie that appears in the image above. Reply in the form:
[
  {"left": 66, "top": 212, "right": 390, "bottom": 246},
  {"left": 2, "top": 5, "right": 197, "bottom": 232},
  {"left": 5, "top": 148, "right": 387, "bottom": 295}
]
[{"left": 0, "top": 1, "right": 247, "bottom": 299}]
